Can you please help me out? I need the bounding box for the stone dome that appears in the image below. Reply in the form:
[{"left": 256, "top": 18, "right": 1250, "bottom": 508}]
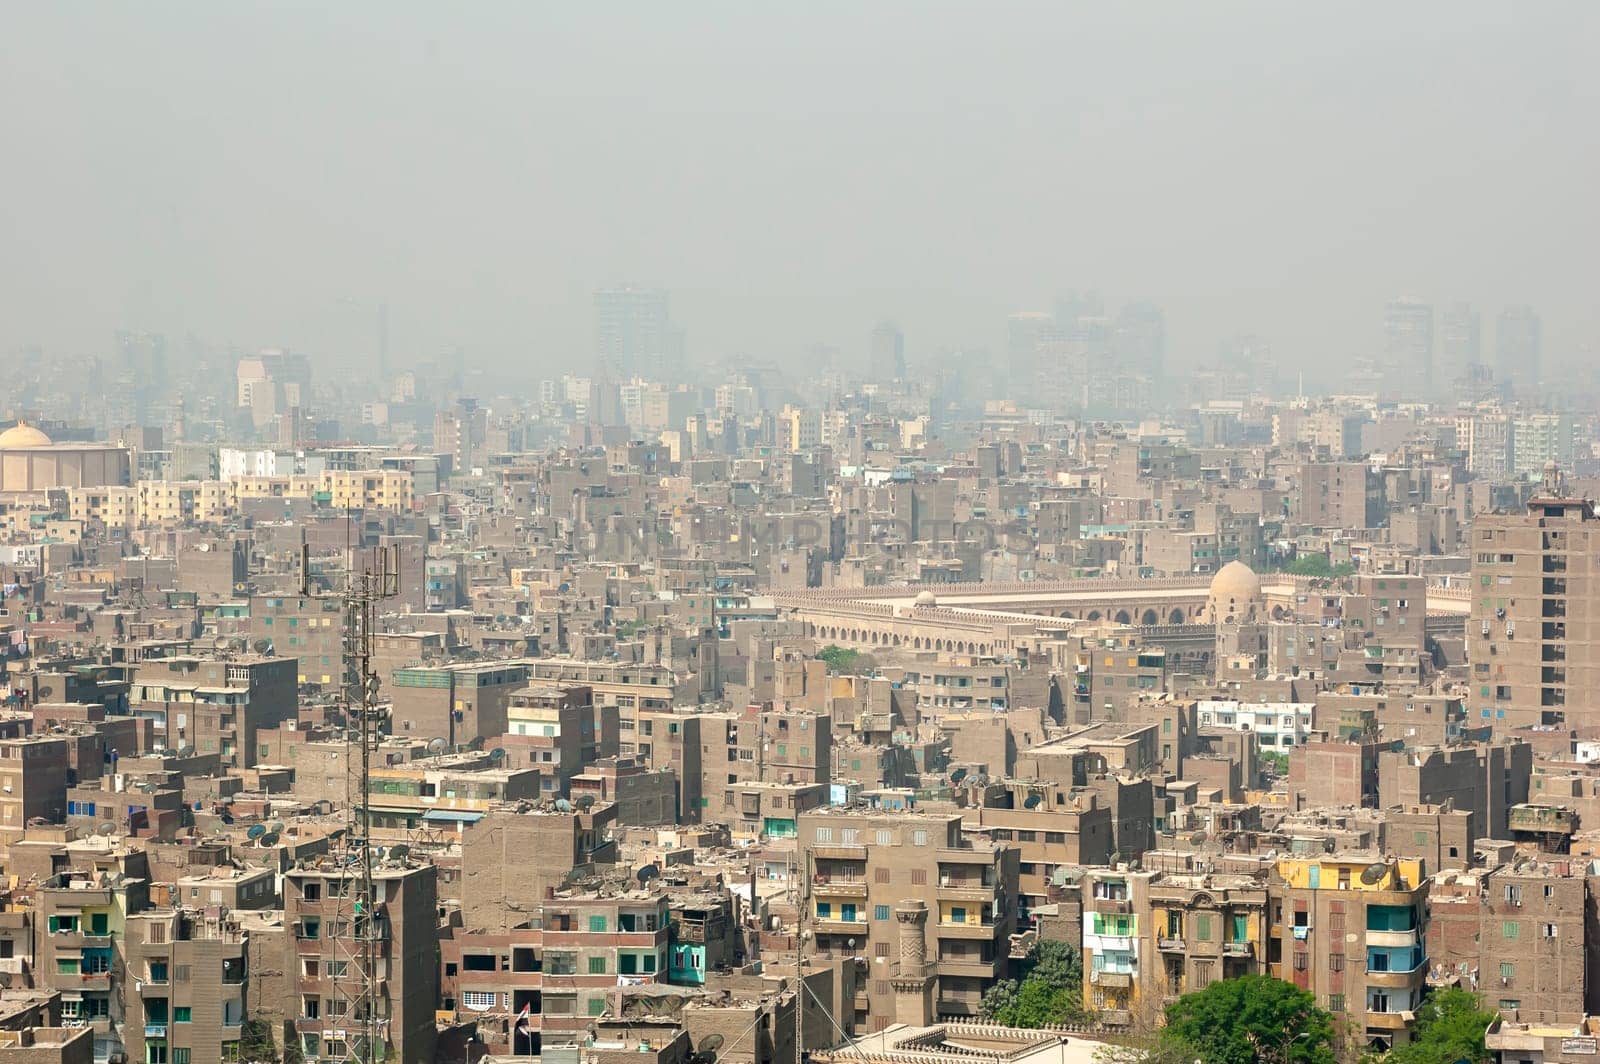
[
  {"left": 1206, "top": 560, "right": 1263, "bottom": 624},
  {"left": 914, "top": 590, "right": 938, "bottom": 608},
  {"left": 1209, "top": 560, "right": 1261, "bottom": 603},
  {"left": 0, "top": 422, "right": 52, "bottom": 448}
]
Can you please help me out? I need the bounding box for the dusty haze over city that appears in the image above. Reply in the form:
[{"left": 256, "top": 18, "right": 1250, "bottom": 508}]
[{"left": 3, "top": 2, "right": 1597, "bottom": 381}]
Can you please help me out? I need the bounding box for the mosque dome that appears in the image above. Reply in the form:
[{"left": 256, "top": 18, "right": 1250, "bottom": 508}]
[
  {"left": 1206, "top": 560, "right": 1263, "bottom": 624},
  {"left": 0, "top": 422, "right": 52, "bottom": 448},
  {"left": 914, "top": 590, "right": 938, "bottom": 608}
]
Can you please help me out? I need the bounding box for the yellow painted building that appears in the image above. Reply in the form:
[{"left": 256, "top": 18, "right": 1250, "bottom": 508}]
[{"left": 68, "top": 485, "right": 136, "bottom": 530}]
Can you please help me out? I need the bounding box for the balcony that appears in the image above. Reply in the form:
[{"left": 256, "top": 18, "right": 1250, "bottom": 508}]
[
  {"left": 937, "top": 920, "right": 998, "bottom": 940},
  {"left": 809, "top": 844, "right": 867, "bottom": 861},
  {"left": 936, "top": 955, "right": 998, "bottom": 978},
  {"left": 1365, "top": 929, "right": 1420, "bottom": 949},
  {"left": 1157, "top": 937, "right": 1187, "bottom": 953},
  {"left": 1221, "top": 941, "right": 1254, "bottom": 958},
  {"left": 937, "top": 882, "right": 995, "bottom": 904},
  {"left": 814, "top": 917, "right": 869, "bottom": 936},
  {"left": 1366, "top": 965, "right": 1427, "bottom": 990},
  {"left": 1364, "top": 1010, "right": 1416, "bottom": 1030},
  {"left": 144, "top": 1025, "right": 168, "bottom": 1039},
  {"left": 78, "top": 973, "right": 111, "bottom": 991},
  {"left": 812, "top": 878, "right": 868, "bottom": 899},
  {"left": 1091, "top": 897, "right": 1131, "bottom": 915},
  {"left": 1091, "top": 970, "right": 1133, "bottom": 989}
]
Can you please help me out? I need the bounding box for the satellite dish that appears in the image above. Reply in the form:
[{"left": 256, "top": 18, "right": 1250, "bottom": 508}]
[
  {"left": 258, "top": 832, "right": 279, "bottom": 847},
  {"left": 1190, "top": 831, "right": 1208, "bottom": 845},
  {"left": 177, "top": 745, "right": 195, "bottom": 758},
  {"left": 575, "top": 794, "right": 596, "bottom": 811},
  {"left": 637, "top": 865, "right": 659, "bottom": 884},
  {"left": 698, "top": 1035, "right": 724, "bottom": 1055},
  {"left": 950, "top": 767, "right": 967, "bottom": 784},
  {"left": 554, "top": 798, "right": 573, "bottom": 813},
  {"left": 271, "top": 821, "right": 286, "bottom": 833},
  {"left": 387, "top": 844, "right": 410, "bottom": 863},
  {"left": 488, "top": 748, "right": 505, "bottom": 763},
  {"left": 98, "top": 822, "right": 117, "bottom": 836},
  {"left": 428, "top": 738, "right": 448, "bottom": 754},
  {"left": 252, "top": 639, "right": 273, "bottom": 654},
  {"left": 37, "top": 686, "right": 52, "bottom": 699},
  {"left": 1361, "top": 862, "right": 1389, "bottom": 885},
  {"left": 246, "top": 824, "right": 267, "bottom": 840},
  {"left": 1023, "top": 793, "right": 1043, "bottom": 810}
]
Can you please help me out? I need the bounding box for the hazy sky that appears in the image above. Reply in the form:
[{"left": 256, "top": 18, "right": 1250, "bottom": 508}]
[{"left": 3, "top": 3, "right": 1596, "bottom": 379}]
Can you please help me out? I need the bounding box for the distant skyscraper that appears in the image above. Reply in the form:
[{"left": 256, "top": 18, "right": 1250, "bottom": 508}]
[
  {"left": 1439, "top": 302, "right": 1482, "bottom": 386},
  {"left": 593, "top": 287, "right": 683, "bottom": 381},
  {"left": 1113, "top": 302, "right": 1165, "bottom": 379},
  {"left": 869, "top": 321, "right": 906, "bottom": 381},
  {"left": 1005, "top": 312, "right": 1055, "bottom": 398},
  {"left": 1496, "top": 305, "right": 1542, "bottom": 392},
  {"left": 1382, "top": 298, "right": 1434, "bottom": 398}
]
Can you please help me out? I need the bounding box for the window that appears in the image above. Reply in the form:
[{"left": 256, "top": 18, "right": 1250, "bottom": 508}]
[
  {"left": 1499, "top": 999, "right": 1522, "bottom": 1011},
  {"left": 174, "top": 1008, "right": 191, "bottom": 1024},
  {"left": 1501, "top": 962, "right": 1515, "bottom": 982},
  {"left": 588, "top": 956, "right": 607, "bottom": 975},
  {"left": 1329, "top": 954, "right": 1344, "bottom": 972},
  {"left": 1503, "top": 921, "right": 1520, "bottom": 939},
  {"left": 1543, "top": 924, "right": 1558, "bottom": 939},
  {"left": 912, "top": 830, "right": 928, "bottom": 847},
  {"left": 875, "top": 830, "right": 892, "bottom": 846},
  {"left": 173, "top": 1051, "right": 190, "bottom": 1064},
  {"left": 588, "top": 998, "right": 606, "bottom": 1016},
  {"left": 588, "top": 915, "right": 607, "bottom": 933},
  {"left": 1293, "top": 953, "right": 1308, "bottom": 971},
  {"left": 874, "top": 906, "right": 890, "bottom": 921},
  {"left": 1328, "top": 994, "right": 1345, "bottom": 1013}
]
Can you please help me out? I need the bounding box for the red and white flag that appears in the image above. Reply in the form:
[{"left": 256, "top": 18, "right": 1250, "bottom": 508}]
[{"left": 514, "top": 1002, "right": 531, "bottom": 1033}]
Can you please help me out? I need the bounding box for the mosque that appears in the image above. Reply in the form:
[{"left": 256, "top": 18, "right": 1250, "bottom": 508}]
[{"left": 0, "top": 422, "right": 133, "bottom": 493}]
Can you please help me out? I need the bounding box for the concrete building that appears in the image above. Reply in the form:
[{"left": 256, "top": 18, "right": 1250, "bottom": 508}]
[
  {"left": 1470, "top": 486, "right": 1600, "bottom": 730},
  {"left": 0, "top": 424, "right": 132, "bottom": 493},
  {"left": 123, "top": 908, "right": 249, "bottom": 1064},
  {"left": 1272, "top": 855, "right": 1429, "bottom": 1049},
  {"left": 283, "top": 862, "right": 438, "bottom": 1064},
  {"left": 796, "top": 809, "right": 1018, "bottom": 1028}
]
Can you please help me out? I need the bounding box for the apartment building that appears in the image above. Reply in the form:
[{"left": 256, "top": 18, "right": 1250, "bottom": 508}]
[
  {"left": 36, "top": 863, "right": 152, "bottom": 1063},
  {"left": 248, "top": 595, "right": 345, "bottom": 691},
  {"left": 0, "top": 736, "right": 70, "bottom": 829},
  {"left": 1078, "top": 867, "right": 1269, "bottom": 1025},
  {"left": 1196, "top": 700, "right": 1314, "bottom": 753},
  {"left": 123, "top": 908, "right": 249, "bottom": 1064},
  {"left": 1470, "top": 488, "right": 1600, "bottom": 729},
  {"left": 283, "top": 862, "right": 438, "bottom": 1064},
  {"left": 1296, "top": 461, "right": 1385, "bottom": 530},
  {"left": 1272, "top": 855, "right": 1429, "bottom": 1050},
  {"left": 1426, "top": 862, "right": 1586, "bottom": 1023},
  {"left": 502, "top": 683, "right": 596, "bottom": 795},
  {"left": 440, "top": 891, "right": 669, "bottom": 1054},
  {"left": 128, "top": 655, "right": 297, "bottom": 767},
  {"left": 389, "top": 661, "right": 529, "bottom": 748},
  {"left": 796, "top": 810, "right": 1017, "bottom": 1029}
]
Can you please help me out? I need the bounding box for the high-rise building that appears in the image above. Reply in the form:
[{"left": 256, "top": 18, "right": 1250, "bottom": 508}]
[
  {"left": 594, "top": 287, "right": 683, "bottom": 381},
  {"left": 868, "top": 321, "right": 906, "bottom": 381},
  {"left": 1383, "top": 298, "right": 1434, "bottom": 398},
  {"left": 1439, "top": 302, "right": 1482, "bottom": 386},
  {"left": 1469, "top": 472, "right": 1600, "bottom": 729},
  {"left": 1496, "top": 305, "right": 1542, "bottom": 392},
  {"left": 1113, "top": 302, "right": 1165, "bottom": 380},
  {"left": 1004, "top": 312, "right": 1055, "bottom": 399}
]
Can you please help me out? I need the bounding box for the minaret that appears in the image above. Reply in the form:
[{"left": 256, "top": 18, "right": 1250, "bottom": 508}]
[{"left": 890, "top": 901, "right": 936, "bottom": 1026}]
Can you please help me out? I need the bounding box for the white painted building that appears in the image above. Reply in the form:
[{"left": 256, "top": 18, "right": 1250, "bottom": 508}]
[{"left": 1196, "top": 699, "right": 1314, "bottom": 750}]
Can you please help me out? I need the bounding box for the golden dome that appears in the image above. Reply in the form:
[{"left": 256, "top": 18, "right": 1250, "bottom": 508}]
[
  {"left": 0, "top": 422, "right": 52, "bottom": 448},
  {"left": 1208, "top": 560, "right": 1262, "bottom": 604}
]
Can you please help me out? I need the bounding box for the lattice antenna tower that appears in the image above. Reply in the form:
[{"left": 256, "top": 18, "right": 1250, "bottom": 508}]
[{"left": 301, "top": 540, "right": 400, "bottom": 1064}]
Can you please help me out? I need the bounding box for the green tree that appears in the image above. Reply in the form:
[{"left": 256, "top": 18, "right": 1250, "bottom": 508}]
[
  {"left": 1163, "top": 974, "right": 1335, "bottom": 1064},
  {"left": 1384, "top": 988, "right": 1495, "bottom": 1064},
  {"left": 982, "top": 939, "right": 1092, "bottom": 1027},
  {"left": 816, "top": 645, "right": 874, "bottom": 674},
  {"left": 1283, "top": 554, "right": 1356, "bottom": 578}
]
